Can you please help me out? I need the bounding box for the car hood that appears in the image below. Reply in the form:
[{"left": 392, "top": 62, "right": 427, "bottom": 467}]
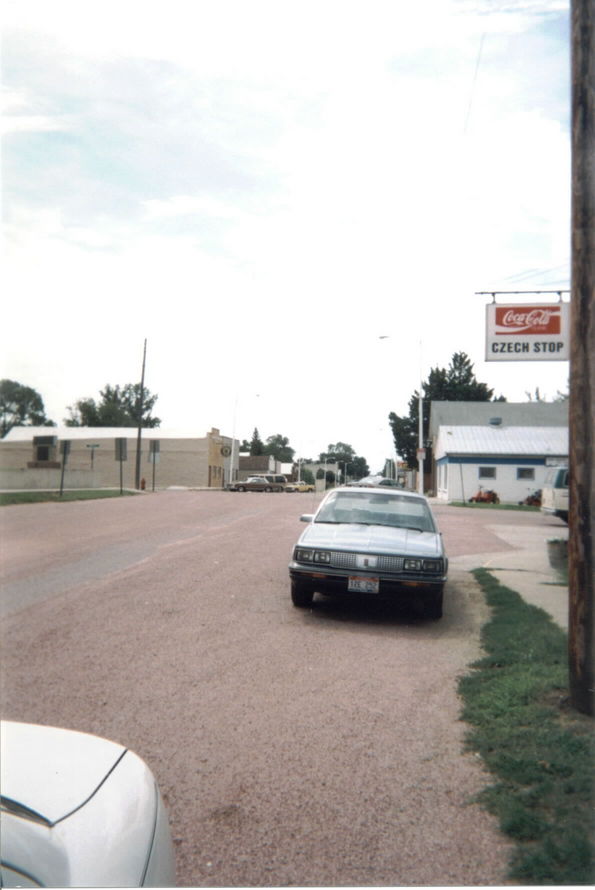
[
  {"left": 299, "top": 522, "right": 443, "bottom": 557},
  {"left": 1, "top": 722, "right": 174, "bottom": 888},
  {"left": 0, "top": 721, "right": 126, "bottom": 824}
]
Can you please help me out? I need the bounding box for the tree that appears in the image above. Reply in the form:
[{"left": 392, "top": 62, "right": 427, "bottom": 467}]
[
  {"left": 319, "top": 442, "right": 369, "bottom": 480},
  {"left": 65, "top": 383, "right": 160, "bottom": 428},
  {"left": 300, "top": 467, "right": 315, "bottom": 485},
  {"left": 264, "top": 434, "right": 295, "bottom": 463},
  {"left": 319, "top": 442, "right": 356, "bottom": 463},
  {"left": 0, "top": 379, "right": 54, "bottom": 436},
  {"left": 249, "top": 427, "right": 265, "bottom": 456},
  {"left": 316, "top": 468, "right": 336, "bottom": 488},
  {"left": 351, "top": 456, "right": 370, "bottom": 479},
  {"left": 388, "top": 352, "right": 504, "bottom": 466}
]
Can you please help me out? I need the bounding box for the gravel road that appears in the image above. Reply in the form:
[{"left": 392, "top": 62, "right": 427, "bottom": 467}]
[{"left": 0, "top": 491, "right": 513, "bottom": 886}]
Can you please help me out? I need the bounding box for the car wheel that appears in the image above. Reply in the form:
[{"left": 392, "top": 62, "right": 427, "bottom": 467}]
[
  {"left": 426, "top": 588, "right": 443, "bottom": 620},
  {"left": 264, "top": 485, "right": 272, "bottom": 492},
  {"left": 291, "top": 579, "right": 314, "bottom": 608},
  {"left": 236, "top": 485, "right": 246, "bottom": 492}
]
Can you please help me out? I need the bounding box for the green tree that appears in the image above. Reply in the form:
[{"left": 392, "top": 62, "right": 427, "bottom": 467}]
[
  {"left": 0, "top": 379, "right": 54, "bottom": 436},
  {"left": 388, "top": 351, "right": 504, "bottom": 466},
  {"left": 319, "top": 442, "right": 369, "bottom": 480},
  {"left": 350, "top": 456, "right": 370, "bottom": 479},
  {"left": 319, "top": 442, "right": 356, "bottom": 463},
  {"left": 300, "top": 467, "right": 315, "bottom": 485},
  {"left": 316, "top": 468, "right": 336, "bottom": 488},
  {"left": 65, "top": 383, "right": 160, "bottom": 428},
  {"left": 249, "top": 427, "right": 265, "bottom": 456},
  {"left": 264, "top": 434, "right": 295, "bottom": 463}
]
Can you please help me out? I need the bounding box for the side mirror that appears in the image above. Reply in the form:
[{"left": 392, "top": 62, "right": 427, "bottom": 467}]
[{"left": 300, "top": 514, "right": 314, "bottom": 522}]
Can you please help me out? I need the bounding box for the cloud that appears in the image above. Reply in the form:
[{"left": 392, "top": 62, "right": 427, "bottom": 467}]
[{"left": 1, "top": 0, "right": 571, "bottom": 469}]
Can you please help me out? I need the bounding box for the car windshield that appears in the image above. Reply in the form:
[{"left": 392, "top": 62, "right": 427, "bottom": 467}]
[{"left": 315, "top": 491, "right": 436, "bottom": 532}]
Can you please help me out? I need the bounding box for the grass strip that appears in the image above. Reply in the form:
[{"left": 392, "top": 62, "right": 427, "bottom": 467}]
[
  {"left": 450, "top": 501, "right": 540, "bottom": 511},
  {"left": 0, "top": 490, "right": 138, "bottom": 506},
  {"left": 459, "top": 567, "right": 594, "bottom": 885}
]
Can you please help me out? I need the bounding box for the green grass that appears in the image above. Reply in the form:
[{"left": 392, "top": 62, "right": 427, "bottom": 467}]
[
  {"left": 0, "top": 489, "right": 138, "bottom": 506},
  {"left": 459, "top": 568, "right": 594, "bottom": 885}
]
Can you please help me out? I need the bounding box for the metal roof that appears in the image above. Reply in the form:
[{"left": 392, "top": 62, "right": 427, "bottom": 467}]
[
  {"left": 1, "top": 426, "right": 218, "bottom": 442},
  {"left": 429, "top": 401, "right": 568, "bottom": 436},
  {"left": 434, "top": 425, "right": 568, "bottom": 459}
]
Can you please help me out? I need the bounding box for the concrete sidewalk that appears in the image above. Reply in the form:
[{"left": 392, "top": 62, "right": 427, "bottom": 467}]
[{"left": 450, "top": 521, "right": 569, "bottom": 630}]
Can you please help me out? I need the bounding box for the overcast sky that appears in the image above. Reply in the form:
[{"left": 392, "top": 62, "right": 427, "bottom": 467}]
[{"left": 2, "top": 0, "right": 570, "bottom": 472}]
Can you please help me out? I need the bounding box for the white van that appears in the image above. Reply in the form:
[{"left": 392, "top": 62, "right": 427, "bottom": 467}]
[{"left": 541, "top": 466, "right": 569, "bottom": 523}]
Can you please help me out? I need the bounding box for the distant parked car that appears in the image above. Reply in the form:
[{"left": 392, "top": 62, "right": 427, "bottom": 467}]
[
  {"left": 285, "top": 480, "right": 315, "bottom": 492},
  {"left": 289, "top": 485, "right": 447, "bottom": 618},
  {"left": 232, "top": 476, "right": 285, "bottom": 492},
  {"left": 347, "top": 475, "right": 401, "bottom": 488},
  {"left": 0, "top": 721, "right": 175, "bottom": 887}
]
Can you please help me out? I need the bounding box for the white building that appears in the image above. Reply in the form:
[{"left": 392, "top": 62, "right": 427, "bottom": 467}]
[
  {"left": 0, "top": 426, "right": 238, "bottom": 490},
  {"left": 434, "top": 423, "right": 568, "bottom": 503}
]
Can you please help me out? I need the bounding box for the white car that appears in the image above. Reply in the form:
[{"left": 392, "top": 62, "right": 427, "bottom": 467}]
[
  {"left": 289, "top": 485, "right": 448, "bottom": 618},
  {"left": 0, "top": 722, "right": 175, "bottom": 887}
]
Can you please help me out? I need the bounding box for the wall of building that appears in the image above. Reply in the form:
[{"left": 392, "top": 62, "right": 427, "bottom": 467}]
[
  {"left": 0, "top": 430, "right": 235, "bottom": 490},
  {"left": 436, "top": 457, "right": 559, "bottom": 503}
]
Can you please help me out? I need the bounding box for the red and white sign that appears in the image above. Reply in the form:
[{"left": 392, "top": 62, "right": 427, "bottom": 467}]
[{"left": 486, "top": 302, "right": 570, "bottom": 361}]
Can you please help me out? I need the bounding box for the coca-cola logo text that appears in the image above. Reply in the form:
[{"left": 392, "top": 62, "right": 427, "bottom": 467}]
[{"left": 495, "top": 305, "right": 561, "bottom": 335}]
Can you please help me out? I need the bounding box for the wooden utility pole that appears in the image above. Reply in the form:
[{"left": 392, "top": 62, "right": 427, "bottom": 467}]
[{"left": 569, "top": 0, "right": 594, "bottom": 716}]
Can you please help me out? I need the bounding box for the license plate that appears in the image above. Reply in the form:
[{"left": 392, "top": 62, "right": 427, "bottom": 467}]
[{"left": 348, "top": 576, "right": 379, "bottom": 593}]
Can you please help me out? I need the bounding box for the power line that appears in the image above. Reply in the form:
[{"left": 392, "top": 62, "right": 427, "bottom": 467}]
[{"left": 464, "top": 32, "right": 486, "bottom": 134}]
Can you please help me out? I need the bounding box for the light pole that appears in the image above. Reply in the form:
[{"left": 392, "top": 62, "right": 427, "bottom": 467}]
[
  {"left": 417, "top": 341, "right": 425, "bottom": 495},
  {"left": 417, "top": 387, "right": 424, "bottom": 495}
]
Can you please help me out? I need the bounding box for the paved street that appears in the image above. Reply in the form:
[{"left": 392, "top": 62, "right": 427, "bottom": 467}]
[{"left": 0, "top": 491, "right": 552, "bottom": 886}]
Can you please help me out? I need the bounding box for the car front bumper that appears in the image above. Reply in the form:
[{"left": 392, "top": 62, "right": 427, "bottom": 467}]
[{"left": 289, "top": 562, "right": 446, "bottom": 598}]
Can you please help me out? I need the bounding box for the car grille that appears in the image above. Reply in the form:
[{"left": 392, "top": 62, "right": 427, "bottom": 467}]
[{"left": 330, "top": 552, "right": 405, "bottom": 572}]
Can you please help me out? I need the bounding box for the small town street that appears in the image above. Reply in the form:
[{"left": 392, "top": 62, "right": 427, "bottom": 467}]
[{"left": 0, "top": 491, "right": 560, "bottom": 886}]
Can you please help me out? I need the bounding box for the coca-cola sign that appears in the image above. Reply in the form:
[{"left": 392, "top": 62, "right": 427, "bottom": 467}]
[
  {"left": 485, "top": 301, "right": 569, "bottom": 362},
  {"left": 495, "top": 305, "right": 561, "bottom": 335}
]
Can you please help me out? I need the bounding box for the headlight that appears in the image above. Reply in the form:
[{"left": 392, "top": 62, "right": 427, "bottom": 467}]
[
  {"left": 314, "top": 551, "right": 331, "bottom": 564},
  {"left": 295, "top": 548, "right": 314, "bottom": 562},
  {"left": 404, "top": 558, "right": 422, "bottom": 571},
  {"left": 422, "top": 559, "right": 442, "bottom": 573}
]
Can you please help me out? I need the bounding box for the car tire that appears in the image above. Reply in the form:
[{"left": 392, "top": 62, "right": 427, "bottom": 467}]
[
  {"left": 264, "top": 486, "right": 272, "bottom": 492},
  {"left": 291, "top": 579, "right": 314, "bottom": 608},
  {"left": 426, "top": 588, "right": 444, "bottom": 620},
  {"left": 236, "top": 485, "right": 246, "bottom": 492}
]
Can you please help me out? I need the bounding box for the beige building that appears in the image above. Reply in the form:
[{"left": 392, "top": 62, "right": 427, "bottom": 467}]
[{"left": 0, "top": 426, "right": 239, "bottom": 490}]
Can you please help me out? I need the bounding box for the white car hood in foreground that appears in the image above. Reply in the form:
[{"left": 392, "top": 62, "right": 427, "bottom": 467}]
[
  {"left": 0, "top": 722, "right": 175, "bottom": 887},
  {"left": 1, "top": 721, "right": 126, "bottom": 824}
]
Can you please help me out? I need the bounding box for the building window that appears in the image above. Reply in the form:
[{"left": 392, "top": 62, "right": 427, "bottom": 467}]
[
  {"left": 479, "top": 466, "right": 496, "bottom": 479},
  {"left": 27, "top": 435, "right": 61, "bottom": 469},
  {"left": 517, "top": 468, "right": 535, "bottom": 480}
]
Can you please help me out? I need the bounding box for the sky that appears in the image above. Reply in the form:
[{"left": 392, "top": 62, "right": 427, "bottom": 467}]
[{"left": 2, "top": 0, "right": 571, "bottom": 472}]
